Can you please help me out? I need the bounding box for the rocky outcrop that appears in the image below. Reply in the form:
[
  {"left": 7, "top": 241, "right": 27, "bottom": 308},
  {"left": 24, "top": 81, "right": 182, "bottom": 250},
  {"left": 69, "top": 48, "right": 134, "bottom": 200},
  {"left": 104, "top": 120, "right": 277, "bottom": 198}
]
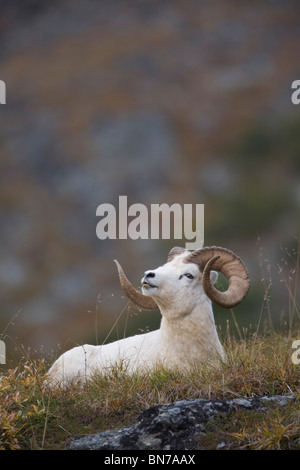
[{"left": 69, "top": 395, "right": 295, "bottom": 450}]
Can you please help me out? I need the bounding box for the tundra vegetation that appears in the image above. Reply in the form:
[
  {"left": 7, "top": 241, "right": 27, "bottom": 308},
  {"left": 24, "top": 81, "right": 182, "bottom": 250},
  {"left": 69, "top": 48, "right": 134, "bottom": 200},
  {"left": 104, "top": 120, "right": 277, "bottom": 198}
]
[{"left": 0, "top": 243, "right": 299, "bottom": 450}]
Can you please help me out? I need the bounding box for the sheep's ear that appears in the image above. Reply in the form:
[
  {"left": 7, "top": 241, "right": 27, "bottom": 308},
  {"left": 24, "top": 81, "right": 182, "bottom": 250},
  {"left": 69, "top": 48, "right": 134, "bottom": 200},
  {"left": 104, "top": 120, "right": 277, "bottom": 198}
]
[
  {"left": 210, "top": 270, "right": 218, "bottom": 286},
  {"left": 167, "top": 246, "right": 186, "bottom": 262}
]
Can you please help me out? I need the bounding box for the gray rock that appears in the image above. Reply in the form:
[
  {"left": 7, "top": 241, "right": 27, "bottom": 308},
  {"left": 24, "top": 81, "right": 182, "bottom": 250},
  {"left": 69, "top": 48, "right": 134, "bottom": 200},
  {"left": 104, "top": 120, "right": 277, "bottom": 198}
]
[{"left": 69, "top": 394, "right": 295, "bottom": 451}]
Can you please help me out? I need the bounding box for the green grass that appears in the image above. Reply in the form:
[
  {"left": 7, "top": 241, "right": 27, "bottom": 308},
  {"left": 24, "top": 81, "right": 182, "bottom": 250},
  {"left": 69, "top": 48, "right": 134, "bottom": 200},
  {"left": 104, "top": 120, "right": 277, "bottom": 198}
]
[{"left": 0, "top": 329, "right": 299, "bottom": 450}]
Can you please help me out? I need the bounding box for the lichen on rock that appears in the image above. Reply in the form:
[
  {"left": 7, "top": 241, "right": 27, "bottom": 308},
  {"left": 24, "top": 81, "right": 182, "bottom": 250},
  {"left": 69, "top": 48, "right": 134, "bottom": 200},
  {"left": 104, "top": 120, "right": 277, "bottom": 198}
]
[{"left": 69, "top": 394, "right": 295, "bottom": 450}]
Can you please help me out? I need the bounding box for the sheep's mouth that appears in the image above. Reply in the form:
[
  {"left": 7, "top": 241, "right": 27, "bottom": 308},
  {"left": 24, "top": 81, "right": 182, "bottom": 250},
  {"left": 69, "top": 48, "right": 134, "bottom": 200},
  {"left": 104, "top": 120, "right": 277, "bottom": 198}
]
[{"left": 142, "top": 280, "right": 157, "bottom": 289}]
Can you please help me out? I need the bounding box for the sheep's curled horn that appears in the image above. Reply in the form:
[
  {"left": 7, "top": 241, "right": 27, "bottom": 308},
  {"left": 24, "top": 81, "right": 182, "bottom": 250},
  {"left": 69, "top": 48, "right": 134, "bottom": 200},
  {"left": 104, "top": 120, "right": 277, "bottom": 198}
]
[
  {"left": 114, "top": 259, "right": 157, "bottom": 311},
  {"left": 114, "top": 246, "right": 250, "bottom": 310}
]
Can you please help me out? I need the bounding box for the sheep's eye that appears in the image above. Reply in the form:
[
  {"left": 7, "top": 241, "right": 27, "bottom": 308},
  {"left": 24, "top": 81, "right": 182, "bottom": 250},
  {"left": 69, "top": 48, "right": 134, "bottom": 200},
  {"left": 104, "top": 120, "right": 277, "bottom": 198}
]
[{"left": 184, "top": 273, "right": 194, "bottom": 280}]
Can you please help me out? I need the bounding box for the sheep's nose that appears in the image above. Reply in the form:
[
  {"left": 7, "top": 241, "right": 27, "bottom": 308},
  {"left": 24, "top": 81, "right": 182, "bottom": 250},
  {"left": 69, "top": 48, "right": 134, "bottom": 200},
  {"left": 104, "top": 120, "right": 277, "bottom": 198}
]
[
  {"left": 141, "top": 271, "right": 156, "bottom": 285},
  {"left": 145, "top": 271, "right": 155, "bottom": 278}
]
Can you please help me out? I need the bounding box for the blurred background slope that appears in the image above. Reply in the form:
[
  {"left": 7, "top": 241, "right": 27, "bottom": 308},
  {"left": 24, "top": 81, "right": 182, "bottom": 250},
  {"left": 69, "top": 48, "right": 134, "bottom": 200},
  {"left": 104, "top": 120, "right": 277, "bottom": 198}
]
[{"left": 0, "top": 0, "right": 299, "bottom": 359}]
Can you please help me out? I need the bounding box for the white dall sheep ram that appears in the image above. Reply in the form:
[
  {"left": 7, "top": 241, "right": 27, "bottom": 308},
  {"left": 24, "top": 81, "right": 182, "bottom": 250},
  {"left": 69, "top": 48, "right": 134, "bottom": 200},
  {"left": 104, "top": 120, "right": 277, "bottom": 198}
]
[{"left": 47, "top": 246, "right": 250, "bottom": 387}]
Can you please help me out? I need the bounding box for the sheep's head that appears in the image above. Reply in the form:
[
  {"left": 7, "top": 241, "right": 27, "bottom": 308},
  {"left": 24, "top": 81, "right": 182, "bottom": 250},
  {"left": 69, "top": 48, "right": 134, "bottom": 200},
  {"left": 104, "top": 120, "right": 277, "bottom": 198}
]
[{"left": 114, "top": 246, "right": 250, "bottom": 315}]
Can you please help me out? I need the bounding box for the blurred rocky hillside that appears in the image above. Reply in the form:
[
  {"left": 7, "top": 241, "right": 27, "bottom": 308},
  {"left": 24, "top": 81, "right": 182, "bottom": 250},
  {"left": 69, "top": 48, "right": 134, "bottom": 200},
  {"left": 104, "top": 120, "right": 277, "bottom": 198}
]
[{"left": 0, "top": 0, "right": 299, "bottom": 358}]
